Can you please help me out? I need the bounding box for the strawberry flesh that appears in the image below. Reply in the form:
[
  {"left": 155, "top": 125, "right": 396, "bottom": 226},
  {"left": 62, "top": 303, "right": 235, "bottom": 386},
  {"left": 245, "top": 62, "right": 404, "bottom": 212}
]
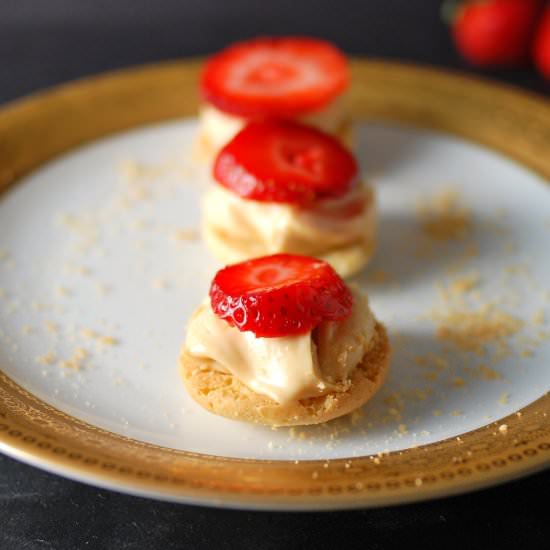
[
  {"left": 451, "top": 0, "right": 542, "bottom": 66},
  {"left": 200, "top": 36, "right": 349, "bottom": 118},
  {"left": 209, "top": 254, "right": 353, "bottom": 337},
  {"left": 214, "top": 120, "right": 357, "bottom": 205}
]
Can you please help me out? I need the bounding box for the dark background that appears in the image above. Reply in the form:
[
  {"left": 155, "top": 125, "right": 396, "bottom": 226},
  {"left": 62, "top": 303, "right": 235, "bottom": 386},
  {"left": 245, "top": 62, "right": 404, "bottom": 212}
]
[{"left": 1, "top": 1, "right": 549, "bottom": 549}]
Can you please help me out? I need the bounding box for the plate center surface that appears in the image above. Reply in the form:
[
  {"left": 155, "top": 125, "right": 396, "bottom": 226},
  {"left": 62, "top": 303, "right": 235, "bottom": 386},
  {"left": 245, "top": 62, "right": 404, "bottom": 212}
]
[{"left": 1, "top": 119, "right": 549, "bottom": 460}]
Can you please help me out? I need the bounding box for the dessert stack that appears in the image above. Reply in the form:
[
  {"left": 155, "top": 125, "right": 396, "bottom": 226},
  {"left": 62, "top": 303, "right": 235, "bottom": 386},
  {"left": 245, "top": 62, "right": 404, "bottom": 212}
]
[{"left": 181, "top": 37, "right": 390, "bottom": 425}]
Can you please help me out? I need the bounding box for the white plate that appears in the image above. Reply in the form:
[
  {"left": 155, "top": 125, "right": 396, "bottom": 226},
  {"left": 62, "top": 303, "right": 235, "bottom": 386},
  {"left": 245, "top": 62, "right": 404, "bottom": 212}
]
[{"left": 1, "top": 119, "right": 549, "bottom": 463}]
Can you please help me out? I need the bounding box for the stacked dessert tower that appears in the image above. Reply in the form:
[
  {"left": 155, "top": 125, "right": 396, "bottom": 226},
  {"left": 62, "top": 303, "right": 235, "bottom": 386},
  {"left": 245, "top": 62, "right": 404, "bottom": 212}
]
[{"left": 181, "top": 37, "right": 390, "bottom": 426}]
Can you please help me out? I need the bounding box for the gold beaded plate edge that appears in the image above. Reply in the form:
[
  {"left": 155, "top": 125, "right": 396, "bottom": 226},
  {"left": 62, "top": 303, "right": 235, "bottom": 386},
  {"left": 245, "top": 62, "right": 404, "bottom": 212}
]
[{"left": 0, "top": 59, "right": 549, "bottom": 510}]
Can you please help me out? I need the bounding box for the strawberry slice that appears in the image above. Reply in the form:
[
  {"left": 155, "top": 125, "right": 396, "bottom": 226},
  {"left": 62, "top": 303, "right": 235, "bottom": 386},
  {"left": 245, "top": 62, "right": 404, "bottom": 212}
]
[
  {"left": 210, "top": 254, "right": 353, "bottom": 337},
  {"left": 213, "top": 120, "right": 357, "bottom": 205},
  {"left": 200, "top": 37, "right": 349, "bottom": 118}
]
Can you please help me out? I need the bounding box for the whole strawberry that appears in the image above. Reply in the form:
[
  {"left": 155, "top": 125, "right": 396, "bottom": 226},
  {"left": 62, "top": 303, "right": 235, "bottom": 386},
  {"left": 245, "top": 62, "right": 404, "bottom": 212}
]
[
  {"left": 448, "top": 0, "right": 542, "bottom": 66},
  {"left": 533, "top": 4, "right": 550, "bottom": 79}
]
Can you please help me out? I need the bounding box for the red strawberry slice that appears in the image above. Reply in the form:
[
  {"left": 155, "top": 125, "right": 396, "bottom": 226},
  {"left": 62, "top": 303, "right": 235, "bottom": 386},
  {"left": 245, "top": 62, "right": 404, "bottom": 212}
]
[
  {"left": 209, "top": 254, "right": 353, "bottom": 337},
  {"left": 213, "top": 120, "right": 357, "bottom": 205},
  {"left": 200, "top": 37, "right": 349, "bottom": 118}
]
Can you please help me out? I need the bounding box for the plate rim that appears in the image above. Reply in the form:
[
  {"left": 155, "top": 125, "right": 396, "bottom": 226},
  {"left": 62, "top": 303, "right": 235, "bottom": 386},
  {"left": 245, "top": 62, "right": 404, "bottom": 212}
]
[{"left": 0, "top": 58, "right": 549, "bottom": 510}]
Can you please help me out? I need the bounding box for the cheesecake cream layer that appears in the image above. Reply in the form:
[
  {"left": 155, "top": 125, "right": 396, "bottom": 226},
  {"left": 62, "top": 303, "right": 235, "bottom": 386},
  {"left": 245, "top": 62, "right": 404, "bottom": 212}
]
[
  {"left": 198, "top": 95, "right": 351, "bottom": 155},
  {"left": 184, "top": 288, "right": 376, "bottom": 404},
  {"left": 203, "top": 181, "right": 375, "bottom": 259}
]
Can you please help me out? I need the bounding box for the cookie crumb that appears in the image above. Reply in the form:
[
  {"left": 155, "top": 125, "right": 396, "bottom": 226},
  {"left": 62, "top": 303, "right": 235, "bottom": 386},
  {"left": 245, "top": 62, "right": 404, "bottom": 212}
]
[
  {"left": 450, "top": 273, "right": 480, "bottom": 295},
  {"left": 367, "top": 270, "right": 393, "bottom": 284},
  {"left": 498, "top": 392, "right": 509, "bottom": 405},
  {"left": 173, "top": 228, "right": 199, "bottom": 242},
  {"left": 35, "top": 351, "right": 56, "bottom": 365},
  {"left": 56, "top": 286, "right": 70, "bottom": 297},
  {"left": 451, "top": 376, "right": 465, "bottom": 387},
  {"left": 80, "top": 328, "right": 96, "bottom": 339},
  {"left": 44, "top": 321, "right": 59, "bottom": 334},
  {"left": 417, "top": 188, "right": 472, "bottom": 241},
  {"left": 151, "top": 278, "right": 169, "bottom": 290},
  {"left": 532, "top": 310, "right": 545, "bottom": 326},
  {"left": 98, "top": 335, "right": 118, "bottom": 346}
]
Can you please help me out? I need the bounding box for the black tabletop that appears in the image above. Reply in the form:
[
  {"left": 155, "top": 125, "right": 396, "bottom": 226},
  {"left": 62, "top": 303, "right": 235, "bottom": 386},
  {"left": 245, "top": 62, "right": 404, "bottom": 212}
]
[{"left": 1, "top": 1, "right": 548, "bottom": 549}]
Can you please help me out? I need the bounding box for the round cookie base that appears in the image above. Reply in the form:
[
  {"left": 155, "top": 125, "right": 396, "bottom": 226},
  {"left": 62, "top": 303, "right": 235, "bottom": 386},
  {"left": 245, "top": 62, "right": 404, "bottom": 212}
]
[
  {"left": 179, "top": 322, "right": 390, "bottom": 427},
  {"left": 202, "top": 221, "right": 376, "bottom": 279}
]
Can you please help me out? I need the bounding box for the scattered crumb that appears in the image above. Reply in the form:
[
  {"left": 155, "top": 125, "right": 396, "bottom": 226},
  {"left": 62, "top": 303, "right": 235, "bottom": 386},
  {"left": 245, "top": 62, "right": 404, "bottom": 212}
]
[
  {"left": 505, "top": 263, "right": 529, "bottom": 276},
  {"left": 532, "top": 310, "right": 545, "bottom": 326},
  {"left": 58, "top": 347, "right": 89, "bottom": 371},
  {"left": 56, "top": 286, "right": 70, "bottom": 297},
  {"left": 367, "top": 270, "right": 393, "bottom": 284},
  {"left": 119, "top": 159, "right": 173, "bottom": 182},
  {"left": 63, "top": 263, "right": 91, "bottom": 277},
  {"left": 172, "top": 228, "right": 199, "bottom": 242},
  {"left": 498, "top": 424, "right": 508, "bottom": 434},
  {"left": 44, "top": 321, "right": 59, "bottom": 334},
  {"left": 73, "top": 348, "right": 88, "bottom": 360},
  {"left": 417, "top": 188, "right": 472, "bottom": 241},
  {"left": 95, "top": 282, "right": 110, "bottom": 296},
  {"left": 432, "top": 303, "right": 523, "bottom": 355},
  {"left": 474, "top": 364, "right": 501, "bottom": 381},
  {"left": 151, "top": 278, "right": 169, "bottom": 290},
  {"left": 498, "top": 392, "right": 509, "bottom": 405},
  {"left": 451, "top": 376, "right": 466, "bottom": 387},
  {"left": 449, "top": 273, "right": 480, "bottom": 295},
  {"left": 98, "top": 335, "right": 118, "bottom": 346}
]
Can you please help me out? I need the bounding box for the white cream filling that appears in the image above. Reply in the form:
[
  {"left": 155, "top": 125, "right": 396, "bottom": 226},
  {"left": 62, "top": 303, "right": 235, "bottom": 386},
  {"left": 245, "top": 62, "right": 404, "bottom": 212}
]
[
  {"left": 198, "top": 95, "right": 349, "bottom": 154},
  {"left": 203, "top": 182, "right": 375, "bottom": 257},
  {"left": 185, "top": 288, "right": 376, "bottom": 404}
]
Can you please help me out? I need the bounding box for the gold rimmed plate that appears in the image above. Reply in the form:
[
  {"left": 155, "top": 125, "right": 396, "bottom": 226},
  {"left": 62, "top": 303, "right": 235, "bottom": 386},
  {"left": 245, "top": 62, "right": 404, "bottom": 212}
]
[{"left": 0, "top": 59, "right": 549, "bottom": 510}]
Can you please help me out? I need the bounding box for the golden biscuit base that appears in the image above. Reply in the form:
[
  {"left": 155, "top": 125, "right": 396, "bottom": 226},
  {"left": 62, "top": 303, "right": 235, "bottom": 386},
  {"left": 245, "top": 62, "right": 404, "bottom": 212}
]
[
  {"left": 179, "top": 322, "right": 390, "bottom": 426},
  {"left": 192, "top": 117, "right": 354, "bottom": 163}
]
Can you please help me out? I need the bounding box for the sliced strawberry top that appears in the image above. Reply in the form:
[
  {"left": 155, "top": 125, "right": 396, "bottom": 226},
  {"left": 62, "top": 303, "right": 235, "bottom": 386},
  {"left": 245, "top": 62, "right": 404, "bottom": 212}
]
[
  {"left": 200, "top": 37, "right": 349, "bottom": 118},
  {"left": 213, "top": 120, "right": 358, "bottom": 205},
  {"left": 209, "top": 254, "right": 353, "bottom": 338}
]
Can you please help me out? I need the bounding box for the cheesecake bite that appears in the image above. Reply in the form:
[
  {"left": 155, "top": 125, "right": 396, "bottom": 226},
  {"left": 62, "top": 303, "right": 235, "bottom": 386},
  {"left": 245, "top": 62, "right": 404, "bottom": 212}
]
[
  {"left": 195, "top": 36, "right": 352, "bottom": 160},
  {"left": 180, "top": 254, "right": 390, "bottom": 426},
  {"left": 203, "top": 119, "right": 376, "bottom": 277}
]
